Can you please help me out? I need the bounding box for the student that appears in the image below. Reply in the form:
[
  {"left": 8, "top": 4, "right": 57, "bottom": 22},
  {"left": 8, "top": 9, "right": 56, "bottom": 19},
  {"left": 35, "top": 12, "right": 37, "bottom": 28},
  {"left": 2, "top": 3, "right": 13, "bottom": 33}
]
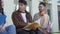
[
  {"left": 12, "top": 0, "right": 33, "bottom": 34},
  {"left": 0, "top": 0, "right": 6, "bottom": 33},
  {"left": 33, "top": 2, "right": 50, "bottom": 34}
]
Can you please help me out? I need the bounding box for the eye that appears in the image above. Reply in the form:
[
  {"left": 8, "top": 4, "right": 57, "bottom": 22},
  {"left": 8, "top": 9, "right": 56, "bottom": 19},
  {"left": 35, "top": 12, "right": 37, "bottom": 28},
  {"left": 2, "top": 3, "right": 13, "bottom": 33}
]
[{"left": 20, "top": 4, "right": 23, "bottom": 6}]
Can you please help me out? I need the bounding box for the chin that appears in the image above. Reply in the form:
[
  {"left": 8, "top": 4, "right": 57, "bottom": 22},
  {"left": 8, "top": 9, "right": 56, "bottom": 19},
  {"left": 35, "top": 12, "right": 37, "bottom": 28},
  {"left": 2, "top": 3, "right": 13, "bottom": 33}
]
[{"left": 41, "top": 14, "right": 44, "bottom": 16}]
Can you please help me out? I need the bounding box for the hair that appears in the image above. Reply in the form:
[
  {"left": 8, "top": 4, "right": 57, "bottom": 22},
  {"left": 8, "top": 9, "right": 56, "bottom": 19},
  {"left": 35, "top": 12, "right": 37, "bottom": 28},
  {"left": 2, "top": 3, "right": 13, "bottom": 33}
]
[
  {"left": 18, "top": 0, "right": 27, "bottom": 5},
  {"left": 0, "top": 0, "right": 2, "bottom": 7},
  {"left": 39, "top": 2, "right": 46, "bottom": 6},
  {"left": 0, "top": 0, "right": 4, "bottom": 15}
]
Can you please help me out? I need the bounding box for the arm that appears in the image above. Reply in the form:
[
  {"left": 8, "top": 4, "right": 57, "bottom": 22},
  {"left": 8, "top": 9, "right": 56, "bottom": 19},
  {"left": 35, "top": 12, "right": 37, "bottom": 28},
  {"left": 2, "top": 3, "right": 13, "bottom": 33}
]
[
  {"left": 26, "top": 12, "right": 33, "bottom": 23},
  {"left": 12, "top": 12, "right": 27, "bottom": 28}
]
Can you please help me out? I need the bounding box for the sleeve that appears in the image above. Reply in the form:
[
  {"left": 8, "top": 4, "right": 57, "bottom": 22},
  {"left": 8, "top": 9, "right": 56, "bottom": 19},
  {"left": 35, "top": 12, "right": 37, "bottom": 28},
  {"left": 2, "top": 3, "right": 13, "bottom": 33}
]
[
  {"left": 43, "top": 14, "right": 50, "bottom": 28},
  {"left": 12, "top": 12, "right": 27, "bottom": 28},
  {"left": 27, "top": 13, "right": 33, "bottom": 22},
  {"left": 33, "top": 14, "right": 37, "bottom": 21}
]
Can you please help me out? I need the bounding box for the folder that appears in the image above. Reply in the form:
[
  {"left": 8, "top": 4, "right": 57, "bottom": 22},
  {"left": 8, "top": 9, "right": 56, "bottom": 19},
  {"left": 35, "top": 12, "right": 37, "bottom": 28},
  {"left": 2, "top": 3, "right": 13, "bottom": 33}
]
[{"left": 23, "top": 22, "right": 41, "bottom": 30}]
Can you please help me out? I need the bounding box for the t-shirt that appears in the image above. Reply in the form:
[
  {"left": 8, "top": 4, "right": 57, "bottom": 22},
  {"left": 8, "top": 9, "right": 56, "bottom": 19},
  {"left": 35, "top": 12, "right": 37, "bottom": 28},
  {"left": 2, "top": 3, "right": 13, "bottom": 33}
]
[{"left": 0, "top": 14, "right": 6, "bottom": 25}]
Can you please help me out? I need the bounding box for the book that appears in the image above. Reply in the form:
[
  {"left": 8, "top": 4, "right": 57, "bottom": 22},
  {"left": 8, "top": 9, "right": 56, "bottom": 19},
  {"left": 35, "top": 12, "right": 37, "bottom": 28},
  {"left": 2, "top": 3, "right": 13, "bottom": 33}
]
[{"left": 23, "top": 22, "right": 41, "bottom": 30}]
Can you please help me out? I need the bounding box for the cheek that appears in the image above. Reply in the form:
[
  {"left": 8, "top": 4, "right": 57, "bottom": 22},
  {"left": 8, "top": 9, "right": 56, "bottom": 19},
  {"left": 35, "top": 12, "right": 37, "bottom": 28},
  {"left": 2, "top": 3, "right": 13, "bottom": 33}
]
[
  {"left": 2, "top": 3, "right": 4, "bottom": 7},
  {"left": 22, "top": 6, "right": 26, "bottom": 10},
  {"left": 41, "top": 7, "right": 44, "bottom": 9},
  {"left": 19, "top": 6, "right": 23, "bottom": 9},
  {"left": 41, "top": 12, "right": 44, "bottom": 14},
  {"left": 21, "top": 6, "right": 25, "bottom": 8}
]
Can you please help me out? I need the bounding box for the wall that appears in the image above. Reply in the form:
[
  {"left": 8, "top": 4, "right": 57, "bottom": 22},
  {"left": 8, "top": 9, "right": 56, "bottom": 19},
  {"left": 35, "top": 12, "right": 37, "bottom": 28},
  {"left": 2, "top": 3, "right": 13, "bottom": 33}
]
[{"left": 4, "top": 0, "right": 15, "bottom": 26}]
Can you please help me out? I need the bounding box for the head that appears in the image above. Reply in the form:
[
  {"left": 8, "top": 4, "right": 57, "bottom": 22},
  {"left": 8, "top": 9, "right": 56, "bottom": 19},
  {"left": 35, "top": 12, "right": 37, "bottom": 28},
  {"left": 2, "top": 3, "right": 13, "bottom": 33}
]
[
  {"left": 0, "top": 0, "right": 4, "bottom": 7},
  {"left": 18, "top": 0, "right": 27, "bottom": 11},
  {"left": 39, "top": 2, "right": 46, "bottom": 16},
  {"left": 0, "top": 0, "right": 4, "bottom": 15}
]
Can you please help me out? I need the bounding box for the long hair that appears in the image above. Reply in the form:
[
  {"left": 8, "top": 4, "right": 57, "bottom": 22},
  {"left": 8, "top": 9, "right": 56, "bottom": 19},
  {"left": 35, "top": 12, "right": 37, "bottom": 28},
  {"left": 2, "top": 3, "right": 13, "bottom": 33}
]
[
  {"left": 0, "top": 0, "right": 4, "bottom": 15},
  {"left": 0, "top": 7, "right": 4, "bottom": 15}
]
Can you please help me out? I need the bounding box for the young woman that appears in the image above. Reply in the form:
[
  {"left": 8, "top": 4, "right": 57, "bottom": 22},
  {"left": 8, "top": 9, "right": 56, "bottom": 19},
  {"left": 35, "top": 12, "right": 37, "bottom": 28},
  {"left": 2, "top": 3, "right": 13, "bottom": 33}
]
[{"left": 0, "top": 0, "right": 6, "bottom": 32}]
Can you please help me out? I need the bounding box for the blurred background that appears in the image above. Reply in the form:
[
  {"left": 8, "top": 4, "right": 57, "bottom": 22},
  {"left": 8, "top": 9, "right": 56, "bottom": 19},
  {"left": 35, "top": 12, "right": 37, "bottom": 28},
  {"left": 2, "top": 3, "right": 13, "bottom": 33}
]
[{"left": 3, "top": 0, "right": 60, "bottom": 34}]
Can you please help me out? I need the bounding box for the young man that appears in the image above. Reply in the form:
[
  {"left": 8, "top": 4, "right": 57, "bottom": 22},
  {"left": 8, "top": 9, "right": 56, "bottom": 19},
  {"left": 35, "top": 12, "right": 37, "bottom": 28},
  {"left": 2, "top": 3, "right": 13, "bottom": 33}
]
[
  {"left": 33, "top": 2, "right": 50, "bottom": 34},
  {"left": 12, "top": 0, "right": 33, "bottom": 34}
]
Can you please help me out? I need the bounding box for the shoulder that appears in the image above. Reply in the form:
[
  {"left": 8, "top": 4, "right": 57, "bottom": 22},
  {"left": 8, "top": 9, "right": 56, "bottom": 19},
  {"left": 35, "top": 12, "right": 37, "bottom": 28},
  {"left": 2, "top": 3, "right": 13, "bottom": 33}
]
[
  {"left": 34, "top": 13, "right": 39, "bottom": 16},
  {"left": 44, "top": 14, "right": 49, "bottom": 17},
  {"left": 33, "top": 13, "right": 40, "bottom": 21},
  {"left": 12, "top": 11, "right": 17, "bottom": 14},
  {"left": 26, "top": 11, "right": 30, "bottom": 14},
  {"left": 4, "top": 15, "right": 7, "bottom": 18},
  {"left": 0, "top": 14, "right": 6, "bottom": 17},
  {"left": 44, "top": 14, "right": 49, "bottom": 19},
  {"left": 34, "top": 13, "right": 40, "bottom": 18},
  {"left": 12, "top": 10, "right": 18, "bottom": 15},
  {"left": 25, "top": 11, "right": 31, "bottom": 15}
]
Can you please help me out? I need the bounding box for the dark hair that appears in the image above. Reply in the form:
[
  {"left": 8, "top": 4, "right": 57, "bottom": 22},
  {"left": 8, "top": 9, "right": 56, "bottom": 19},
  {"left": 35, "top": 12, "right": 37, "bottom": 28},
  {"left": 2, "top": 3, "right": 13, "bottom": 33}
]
[
  {"left": 0, "top": 0, "right": 4, "bottom": 15},
  {"left": 39, "top": 2, "right": 46, "bottom": 6},
  {"left": 0, "top": 7, "right": 4, "bottom": 15},
  {"left": 18, "top": 0, "right": 27, "bottom": 5},
  {"left": 0, "top": 0, "right": 2, "bottom": 7}
]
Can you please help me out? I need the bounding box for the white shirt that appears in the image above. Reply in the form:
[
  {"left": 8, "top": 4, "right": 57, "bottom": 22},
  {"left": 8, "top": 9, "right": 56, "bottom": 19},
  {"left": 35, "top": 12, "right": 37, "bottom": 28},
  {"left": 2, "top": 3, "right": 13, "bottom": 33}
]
[{"left": 20, "top": 12, "right": 27, "bottom": 23}]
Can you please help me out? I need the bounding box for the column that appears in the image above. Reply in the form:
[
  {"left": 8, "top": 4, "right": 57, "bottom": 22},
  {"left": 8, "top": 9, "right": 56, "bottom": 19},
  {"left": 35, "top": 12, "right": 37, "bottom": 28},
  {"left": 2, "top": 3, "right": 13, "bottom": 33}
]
[
  {"left": 4, "top": 0, "right": 15, "bottom": 26},
  {"left": 51, "top": 0, "right": 59, "bottom": 32}
]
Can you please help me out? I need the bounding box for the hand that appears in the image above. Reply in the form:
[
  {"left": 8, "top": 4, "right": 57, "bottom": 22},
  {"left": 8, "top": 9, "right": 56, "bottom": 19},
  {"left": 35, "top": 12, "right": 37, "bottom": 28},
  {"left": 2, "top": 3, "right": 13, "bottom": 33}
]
[
  {"left": 31, "top": 24, "right": 37, "bottom": 30},
  {"left": 1, "top": 26, "right": 6, "bottom": 32},
  {"left": 38, "top": 28, "right": 48, "bottom": 34},
  {"left": 0, "top": 25, "right": 3, "bottom": 32},
  {"left": 0, "top": 25, "right": 6, "bottom": 32}
]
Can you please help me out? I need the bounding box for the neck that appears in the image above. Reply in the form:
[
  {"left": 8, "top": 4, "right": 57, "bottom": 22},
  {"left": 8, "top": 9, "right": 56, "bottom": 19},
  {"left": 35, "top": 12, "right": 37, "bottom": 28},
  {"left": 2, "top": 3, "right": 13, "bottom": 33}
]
[
  {"left": 39, "top": 14, "right": 44, "bottom": 17},
  {"left": 18, "top": 9, "right": 25, "bottom": 11},
  {"left": 18, "top": 10, "right": 27, "bottom": 13}
]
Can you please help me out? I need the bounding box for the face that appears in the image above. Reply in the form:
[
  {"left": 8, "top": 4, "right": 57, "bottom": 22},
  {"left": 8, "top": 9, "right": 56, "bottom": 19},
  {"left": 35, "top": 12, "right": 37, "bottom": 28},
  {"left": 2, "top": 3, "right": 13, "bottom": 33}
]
[
  {"left": 39, "top": 4, "right": 45, "bottom": 11},
  {"left": 1, "top": 1, "right": 4, "bottom": 7},
  {"left": 19, "top": 3, "right": 26, "bottom": 11},
  {"left": 0, "top": 0, "right": 3, "bottom": 13},
  {"left": 0, "top": 0, "right": 4, "bottom": 7}
]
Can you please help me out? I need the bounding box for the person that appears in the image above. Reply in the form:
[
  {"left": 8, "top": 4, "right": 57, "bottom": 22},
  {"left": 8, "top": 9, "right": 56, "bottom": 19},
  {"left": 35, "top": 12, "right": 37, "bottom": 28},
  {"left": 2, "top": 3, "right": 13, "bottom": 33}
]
[
  {"left": 33, "top": 2, "right": 50, "bottom": 34},
  {"left": 0, "top": 0, "right": 6, "bottom": 33},
  {"left": 12, "top": 0, "right": 33, "bottom": 34}
]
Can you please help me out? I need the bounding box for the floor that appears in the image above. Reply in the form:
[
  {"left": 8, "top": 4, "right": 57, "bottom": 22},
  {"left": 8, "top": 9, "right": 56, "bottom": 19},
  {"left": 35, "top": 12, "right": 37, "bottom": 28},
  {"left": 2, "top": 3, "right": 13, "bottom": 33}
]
[{"left": 53, "top": 32, "right": 60, "bottom": 34}]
